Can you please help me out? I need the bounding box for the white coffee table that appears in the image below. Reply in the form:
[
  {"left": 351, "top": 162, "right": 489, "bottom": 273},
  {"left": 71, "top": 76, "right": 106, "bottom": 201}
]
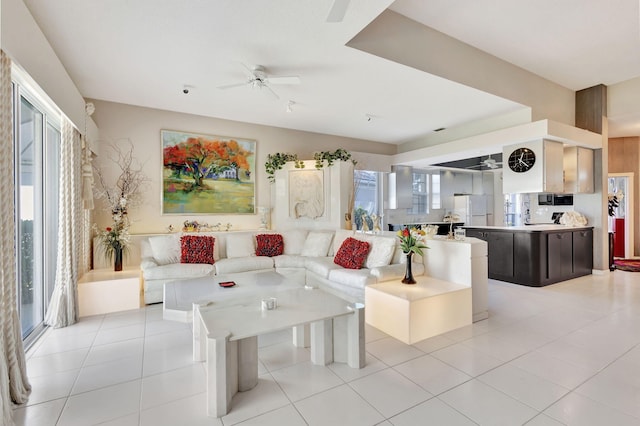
[
  {"left": 192, "top": 286, "right": 365, "bottom": 417},
  {"left": 365, "top": 275, "right": 472, "bottom": 344},
  {"left": 163, "top": 271, "right": 301, "bottom": 322}
]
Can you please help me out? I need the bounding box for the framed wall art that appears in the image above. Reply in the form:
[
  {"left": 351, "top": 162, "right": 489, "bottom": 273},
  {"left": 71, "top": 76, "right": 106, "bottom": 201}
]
[
  {"left": 288, "top": 169, "right": 325, "bottom": 219},
  {"left": 161, "top": 130, "right": 256, "bottom": 214}
]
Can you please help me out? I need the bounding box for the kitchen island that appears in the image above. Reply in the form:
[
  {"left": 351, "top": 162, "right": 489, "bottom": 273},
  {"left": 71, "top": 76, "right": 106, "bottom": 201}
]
[{"left": 464, "top": 225, "right": 593, "bottom": 287}]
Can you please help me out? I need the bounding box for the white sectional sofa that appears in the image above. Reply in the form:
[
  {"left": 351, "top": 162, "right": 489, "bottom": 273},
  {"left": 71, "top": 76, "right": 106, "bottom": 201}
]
[{"left": 140, "top": 229, "right": 425, "bottom": 305}]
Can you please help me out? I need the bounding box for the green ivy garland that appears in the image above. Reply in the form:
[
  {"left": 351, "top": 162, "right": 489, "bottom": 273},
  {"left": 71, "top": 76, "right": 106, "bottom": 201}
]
[
  {"left": 265, "top": 153, "right": 305, "bottom": 182},
  {"left": 313, "top": 148, "right": 356, "bottom": 169},
  {"left": 265, "top": 149, "right": 356, "bottom": 183}
]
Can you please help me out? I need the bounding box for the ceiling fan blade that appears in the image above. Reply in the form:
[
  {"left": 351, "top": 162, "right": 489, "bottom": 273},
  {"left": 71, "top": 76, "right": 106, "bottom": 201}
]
[
  {"left": 263, "top": 85, "right": 280, "bottom": 100},
  {"left": 268, "top": 76, "right": 301, "bottom": 85},
  {"left": 326, "top": 0, "right": 350, "bottom": 22},
  {"left": 239, "top": 62, "right": 256, "bottom": 79},
  {"left": 217, "top": 82, "right": 248, "bottom": 90}
]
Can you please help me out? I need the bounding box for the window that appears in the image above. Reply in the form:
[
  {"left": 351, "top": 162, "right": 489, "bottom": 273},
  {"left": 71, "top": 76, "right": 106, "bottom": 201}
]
[
  {"left": 407, "top": 170, "right": 441, "bottom": 215},
  {"left": 353, "top": 170, "right": 383, "bottom": 230},
  {"left": 431, "top": 173, "right": 441, "bottom": 209},
  {"left": 409, "top": 172, "right": 428, "bottom": 214},
  {"left": 13, "top": 77, "right": 61, "bottom": 345}
]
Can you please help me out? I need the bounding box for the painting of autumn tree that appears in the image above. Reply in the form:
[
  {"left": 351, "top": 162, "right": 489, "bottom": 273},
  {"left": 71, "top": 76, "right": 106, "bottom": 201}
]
[{"left": 161, "top": 130, "right": 255, "bottom": 214}]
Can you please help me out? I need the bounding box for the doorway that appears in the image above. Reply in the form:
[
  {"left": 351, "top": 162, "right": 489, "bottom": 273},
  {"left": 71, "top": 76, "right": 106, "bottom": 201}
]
[{"left": 608, "top": 174, "right": 634, "bottom": 259}]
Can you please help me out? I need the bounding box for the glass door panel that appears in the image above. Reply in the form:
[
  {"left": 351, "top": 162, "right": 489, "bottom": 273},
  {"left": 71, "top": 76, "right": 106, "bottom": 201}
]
[{"left": 17, "top": 97, "right": 44, "bottom": 338}]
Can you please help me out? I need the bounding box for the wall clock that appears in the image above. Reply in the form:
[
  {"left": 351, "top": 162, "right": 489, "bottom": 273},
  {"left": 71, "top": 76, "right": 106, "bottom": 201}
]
[{"left": 508, "top": 147, "right": 536, "bottom": 173}]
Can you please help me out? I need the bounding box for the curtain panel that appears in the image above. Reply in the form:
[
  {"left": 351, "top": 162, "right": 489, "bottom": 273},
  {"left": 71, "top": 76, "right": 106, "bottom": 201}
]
[
  {"left": 0, "top": 50, "right": 31, "bottom": 426},
  {"left": 45, "top": 120, "right": 82, "bottom": 328}
]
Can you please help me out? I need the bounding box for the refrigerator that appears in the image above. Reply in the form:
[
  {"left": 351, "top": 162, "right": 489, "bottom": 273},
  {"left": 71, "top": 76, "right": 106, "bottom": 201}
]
[{"left": 454, "top": 195, "right": 487, "bottom": 226}]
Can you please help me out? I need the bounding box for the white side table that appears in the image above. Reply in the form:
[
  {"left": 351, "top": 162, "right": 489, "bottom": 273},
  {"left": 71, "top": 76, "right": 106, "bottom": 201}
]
[
  {"left": 78, "top": 267, "right": 142, "bottom": 316},
  {"left": 365, "top": 275, "right": 472, "bottom": 344}
]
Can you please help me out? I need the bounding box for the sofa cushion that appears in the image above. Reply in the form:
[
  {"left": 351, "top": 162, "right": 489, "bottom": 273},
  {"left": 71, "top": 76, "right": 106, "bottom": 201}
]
[
  {"left": 334, "top": 237, "right": 370, "bottom": 270},
  {"left": 226, "top": 233, "right": 256, "bottom": 258},
  {"left": 301, "top": 231, "right": 334, "bottom": 257},
  {"left": 143, "top": 263, "right": 214, "bottom": 280},
  {"left": 255, "top": 234, "right": 284, "bottom": 257},
  {"left": 281, "top": 229, "right": 308, "bottom": 255},
  {"left": 183, "top": 232, "right": 220, "bottom": 260},
  {"left": 180, "top": 235, "right": 216, "bottom": 264},
  {"left": 273, "top": 255, "right": 307, "bottom": 269},
  {"left": 149, "top": 234, "right": 180, "bottom": 265},
  {"left": 215, "top": 256, "right": 274, "bottom": 274},
  {"left": 328, "top": 268, "right": 376, "bottom": 290},
  {"left": 362, "top": 236, "right": 396, "bottom": 269},
  {"left": 305, "top": 257, "right": 341, "bottom": 279}
]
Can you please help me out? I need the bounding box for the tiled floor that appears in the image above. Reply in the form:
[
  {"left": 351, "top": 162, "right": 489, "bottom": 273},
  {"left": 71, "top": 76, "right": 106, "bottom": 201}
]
[{"left": 13, "top": 271, "right": 640, "bottom": 425}]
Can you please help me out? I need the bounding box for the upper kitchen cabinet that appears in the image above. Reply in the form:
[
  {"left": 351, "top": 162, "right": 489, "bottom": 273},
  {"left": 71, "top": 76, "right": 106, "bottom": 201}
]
[
  {"left": 563, "top": 146, "right": 594, "bottom": 193},
  {"left": 453, "top": 172, "right": 473, "bottom": 194},
  {"left": 502, "top": 139, "right": 564, "bottom": 194}
]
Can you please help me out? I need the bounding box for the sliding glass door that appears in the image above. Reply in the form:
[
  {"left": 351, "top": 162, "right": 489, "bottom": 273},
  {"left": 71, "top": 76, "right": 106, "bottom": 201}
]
[{"left": 14, "top": 85, "right": 60, "bottom": 344}]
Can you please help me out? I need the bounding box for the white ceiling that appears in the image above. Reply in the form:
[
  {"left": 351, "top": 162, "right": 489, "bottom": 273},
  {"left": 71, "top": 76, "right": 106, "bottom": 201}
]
[{"left": 23, "top": 0, "right": 640, "bottom": 145}]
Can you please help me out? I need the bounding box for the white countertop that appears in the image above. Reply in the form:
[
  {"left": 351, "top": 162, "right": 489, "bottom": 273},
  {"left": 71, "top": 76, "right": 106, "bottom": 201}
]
[{"left": 463, "top": 224, "right": 593, "bottom": 231}]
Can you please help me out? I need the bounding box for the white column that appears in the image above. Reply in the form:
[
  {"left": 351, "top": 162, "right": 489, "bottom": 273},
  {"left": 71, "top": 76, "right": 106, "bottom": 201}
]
[
  {"left": 237, "top": 336, "right": 258, "bottom": 392},
  {"left": 310, "top": 319, "right": 333, "bottom": 365},
  {"left": 292, "top": 324, "right": 310, "bottom": 348},
  {"left": 192, "top": 304, "right": 205, "bottom": 362},
  {"left": 206, "top": 331, "right": 237, "bottom": 418},
  {"left": 347, "top": 303, "right": 365, "bottom": 369}
]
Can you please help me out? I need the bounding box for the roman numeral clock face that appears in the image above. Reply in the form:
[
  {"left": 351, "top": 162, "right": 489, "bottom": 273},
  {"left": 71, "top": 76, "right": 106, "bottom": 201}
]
[{"left": 508, "top": 148, "right": 536, "bottom": 173}]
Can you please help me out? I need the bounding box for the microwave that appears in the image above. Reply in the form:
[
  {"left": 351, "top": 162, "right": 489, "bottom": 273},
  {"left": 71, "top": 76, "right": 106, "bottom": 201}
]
[{"left": 538, "top": 194, "right": 573, "bottom": 206}]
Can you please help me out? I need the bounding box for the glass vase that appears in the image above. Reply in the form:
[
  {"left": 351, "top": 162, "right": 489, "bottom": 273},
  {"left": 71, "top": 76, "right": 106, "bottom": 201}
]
[
  {"left": 401, "top": 252, "right": 416, "bottom": 284},
  {"left": 114, "top": 247, "right": 123, "bottom": 272}
]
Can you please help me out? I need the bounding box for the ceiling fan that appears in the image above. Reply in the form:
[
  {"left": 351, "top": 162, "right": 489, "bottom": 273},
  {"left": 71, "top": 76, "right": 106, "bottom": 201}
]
[
  {"left": 469, "top": 154, "right": 502, "bottom": 169},
  {"left": 326, "top": 0, "right": 350, "bottom": 22},
  {"left": 217, "top": 64, "right": 301, "bottom": 100}
]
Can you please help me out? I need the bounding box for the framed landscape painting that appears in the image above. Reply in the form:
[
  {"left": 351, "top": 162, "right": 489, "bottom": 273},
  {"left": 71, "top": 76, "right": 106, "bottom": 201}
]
[{"left": 161, "top": 130, "right": 256, "bottom": 214}]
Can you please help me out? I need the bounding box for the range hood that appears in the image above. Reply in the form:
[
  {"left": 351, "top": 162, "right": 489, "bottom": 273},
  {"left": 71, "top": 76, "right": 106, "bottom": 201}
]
[{"left": 387, "top": 165, "right": 412, "bottom": 209}]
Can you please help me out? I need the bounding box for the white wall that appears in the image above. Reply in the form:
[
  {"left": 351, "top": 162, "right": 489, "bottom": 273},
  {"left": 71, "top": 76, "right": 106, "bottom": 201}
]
[
  {"left": 272, "top": 160, "right": 353, "bottom": 231},
  {"left": 90, "top": 100, "right": 396, "bottom": 234},
  {"left": 1, "top": 0, "right": 86, "bottom": 129}
]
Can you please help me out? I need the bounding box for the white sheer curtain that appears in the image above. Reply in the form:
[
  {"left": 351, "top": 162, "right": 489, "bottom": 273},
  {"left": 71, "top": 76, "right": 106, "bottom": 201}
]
[
  {"left": 45, "top": 118, "right": 82, "bottom": 328},
  {"left": 0, "top": 50, "right": 31, "bottom": 426}
]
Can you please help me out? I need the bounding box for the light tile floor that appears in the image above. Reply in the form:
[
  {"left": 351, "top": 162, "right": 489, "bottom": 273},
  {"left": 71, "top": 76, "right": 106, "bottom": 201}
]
[{"left": 13, "top": 271, "right": 640, "bottom": 425}]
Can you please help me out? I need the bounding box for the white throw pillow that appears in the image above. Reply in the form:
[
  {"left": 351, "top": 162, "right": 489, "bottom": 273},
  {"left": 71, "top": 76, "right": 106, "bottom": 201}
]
[
  {"left": 281, "top": 229, "right": 309, "bottom": 255},
  {"left": 148, "top": 235, "right": 180, "bottom": 265},
  {"left": 362, "top": 236, "right": 396, "bottom": 268},
  {"left": 225, "top": 233, "right": 256, "bottom": 258},
  {"left": 300, "top": 231, "right": 334, "bottom": 257}
]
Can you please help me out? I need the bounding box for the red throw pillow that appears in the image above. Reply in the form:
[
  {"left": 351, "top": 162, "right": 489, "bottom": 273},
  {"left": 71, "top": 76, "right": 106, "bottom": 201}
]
[
  {"left": 180, "top": 235, "right": 215, "bottom": 264},
  {"left": 255, "top": 234, "right": 284, "bottom": 257},
  {"left": 334, "top": 237, "right": 370, "bottom": 269}
]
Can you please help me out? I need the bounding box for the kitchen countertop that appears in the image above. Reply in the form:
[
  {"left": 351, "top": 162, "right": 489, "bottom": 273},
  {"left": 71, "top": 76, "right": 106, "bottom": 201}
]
[{"left": 463, "top": 225, "right": 593, "bottom": 232}]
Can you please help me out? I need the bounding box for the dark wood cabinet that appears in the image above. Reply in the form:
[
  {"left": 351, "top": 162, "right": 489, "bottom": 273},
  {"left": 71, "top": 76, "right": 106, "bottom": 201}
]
[
  {"left": 547, "top": 231, "right": 573, "bottom": 281},
  {"left": 466, "top": 229, "right": 514, "bottom": 281},
  {"left": 465, "top": 226, "right": 593, "bottom": 287},
  {"left": 573, "top": 229, "right": 594, "bottom": 276}
]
